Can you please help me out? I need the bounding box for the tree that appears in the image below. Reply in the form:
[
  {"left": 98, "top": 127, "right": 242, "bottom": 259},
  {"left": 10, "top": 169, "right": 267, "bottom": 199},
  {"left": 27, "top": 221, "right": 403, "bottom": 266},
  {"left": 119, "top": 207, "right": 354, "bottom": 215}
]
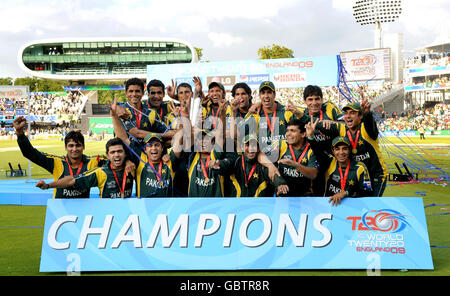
[
  {"left": 257, "top": 44, "right": 294, "bottom": 60},
  {"left": 0, "top": 77, "right": 13, "bottom": 85},
  {"left": 12, "top": 77, "right": 68, "bottom": 92},
  {"left": 194, "top": 47, "right": 203, "bottom": 61}
]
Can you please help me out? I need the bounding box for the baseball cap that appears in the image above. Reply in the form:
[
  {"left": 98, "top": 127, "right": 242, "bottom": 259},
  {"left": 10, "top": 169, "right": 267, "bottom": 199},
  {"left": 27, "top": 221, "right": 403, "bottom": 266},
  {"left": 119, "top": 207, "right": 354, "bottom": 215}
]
[
  {"left": 331, "top": 136, "right": 351, "bottom": 148},
  {"left": 243, "top": 134, "right": 259, "bottom": 144},
  {"left": 208, "top": 81, "right": 225, "bottom": 93},
  {"left": 342, "top": 102, "right": 362, "bottom": 113},
  {"left": 259, "top": 81, "right": 275, "bottom": 92},
  {"left": 144, "top": 133, "right": 162, "bottom": 144},
  {"left": 200, "top": 129, "right": 215, "bottom": 138}
]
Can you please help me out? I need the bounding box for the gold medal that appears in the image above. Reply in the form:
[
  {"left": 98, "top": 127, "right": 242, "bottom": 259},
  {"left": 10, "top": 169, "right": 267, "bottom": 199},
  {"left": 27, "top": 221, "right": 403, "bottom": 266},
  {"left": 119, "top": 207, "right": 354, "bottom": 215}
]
[
  {"left": 205, "top": 177, "right": 210, "bottom": 183},
  {"left": 352, "top": 148, "right": 357, "bottom": 154}
]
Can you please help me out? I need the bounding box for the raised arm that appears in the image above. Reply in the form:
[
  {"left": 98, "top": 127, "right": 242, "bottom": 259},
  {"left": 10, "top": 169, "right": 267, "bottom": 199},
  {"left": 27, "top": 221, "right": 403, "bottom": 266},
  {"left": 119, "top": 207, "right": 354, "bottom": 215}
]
[
  {"left": 13, "top": 116, "right": 54, "bottom": 173},
  {"left": 109, "top": 97, "right": 131, "bottom": 145},
  {"left": 36, "top": 175, "right": 75, "bottom": 190}
]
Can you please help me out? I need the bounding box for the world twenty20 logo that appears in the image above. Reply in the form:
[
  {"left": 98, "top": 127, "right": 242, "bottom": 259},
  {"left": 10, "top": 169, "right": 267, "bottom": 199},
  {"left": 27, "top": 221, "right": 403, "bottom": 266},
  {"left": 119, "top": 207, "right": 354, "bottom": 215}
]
[{"left": 347, "top": 209, "right": 410, "bottom": 233}]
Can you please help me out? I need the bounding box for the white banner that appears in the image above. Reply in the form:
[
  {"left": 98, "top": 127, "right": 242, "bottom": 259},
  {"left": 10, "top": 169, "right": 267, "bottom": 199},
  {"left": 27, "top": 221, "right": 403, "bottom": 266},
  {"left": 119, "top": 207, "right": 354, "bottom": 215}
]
[
  {"left": 0, "top": 85, "right": 29, "bottom": 100},
  {"left": 340, "top": 48, "right": 391, "bottom": 81}
]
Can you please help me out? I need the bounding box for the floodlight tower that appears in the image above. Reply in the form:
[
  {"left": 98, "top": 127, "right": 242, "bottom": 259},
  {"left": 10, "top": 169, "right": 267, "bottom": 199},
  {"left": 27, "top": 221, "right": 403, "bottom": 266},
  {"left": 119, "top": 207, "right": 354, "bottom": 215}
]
[{"left": 353, "top": 0, "right": 402, "bottom": 48}]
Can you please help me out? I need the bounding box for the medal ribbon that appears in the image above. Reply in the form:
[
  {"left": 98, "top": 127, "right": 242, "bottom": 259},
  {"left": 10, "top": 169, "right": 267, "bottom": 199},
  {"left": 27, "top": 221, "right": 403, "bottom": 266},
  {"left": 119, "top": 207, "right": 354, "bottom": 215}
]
[
  {"left": 347, "top": 130, "right": 360, "bottom": 152},
  {"left": 262, "top": 103, "right": 277, "bottom": 134},
  {"left": 110, "top": 163, "right": 127, "bottom": 198},
  {"left": 133, "top": 106, "right": 142, "bottom": 129},
  {"left": 241, "top": 155, "right": 257, "bottom": 186},
  {"left": 65, "top": 156, "right": 83, "bottom": 176},
  {"left": 212, "top": 107, "right": 220, "bottom": 128},
  {"left": 288, "top": 143, "right": 310, "bottom": 164},
  {"left": 309, "top": 109, "right": 323, "bottom": 120},
  {"left": 148, "top": 160, "right": 163, "bottom": 182},
  {"left": 200, "top": 155, "right": 211, "bottom": 180},
  {"left": 338, "top": 160, "right": 351, "bottom": 191}
]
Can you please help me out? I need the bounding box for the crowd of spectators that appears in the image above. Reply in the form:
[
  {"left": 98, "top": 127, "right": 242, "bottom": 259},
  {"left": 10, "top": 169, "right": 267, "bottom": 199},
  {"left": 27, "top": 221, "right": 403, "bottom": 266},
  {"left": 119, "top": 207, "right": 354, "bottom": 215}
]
[
  {"left": 405, "top": 75, "right": 449, "bottom": 88},
  {"left": 404, "top": 52, "right": 449, "bottom": 69},
  {"left": 247, "top": 81, "right": 402, "bottom": 110},
  {"left": 379, "top": 104, "right": 449, "bottom": 132},
  {"left": 0, "top": 91, "right": 85, "bottom": 119}
]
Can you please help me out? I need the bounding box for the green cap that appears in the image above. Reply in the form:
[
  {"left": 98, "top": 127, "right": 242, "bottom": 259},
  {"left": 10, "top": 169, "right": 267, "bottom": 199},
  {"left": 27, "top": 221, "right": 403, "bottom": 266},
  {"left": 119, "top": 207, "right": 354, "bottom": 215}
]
[
  {"left": 208, "top": 81, "right": 225, "bottom": 93},
  {"left": 259, "top": 81, "right": 275, "bottom": 92},
  {"left": 200, "top": 129, "right": 215, "bottom": 138},
  {"left": 144, "top": 133, "right": 162, "bottom": 144},
  {"left": 342, "top": 102, "right": 361, "bottom": 113},
  {"left": 243, "top": 134, "right": 259, "bottom": 144},
  {"left": 331, "top": 136, "right": 351, "bottom": 148}
]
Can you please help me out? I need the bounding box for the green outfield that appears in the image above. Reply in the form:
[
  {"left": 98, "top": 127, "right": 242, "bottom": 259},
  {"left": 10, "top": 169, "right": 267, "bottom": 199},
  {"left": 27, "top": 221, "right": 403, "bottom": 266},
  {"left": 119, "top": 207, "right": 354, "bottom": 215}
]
[{"left": 0, "top": 136, "right": 448, "bottom": 276}]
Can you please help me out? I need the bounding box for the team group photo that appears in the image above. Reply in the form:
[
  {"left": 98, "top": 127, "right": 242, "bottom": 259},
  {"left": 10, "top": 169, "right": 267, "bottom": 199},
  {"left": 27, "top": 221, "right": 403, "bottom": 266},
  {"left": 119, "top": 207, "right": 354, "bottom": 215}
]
[{"left": 0, "top": 0, "right": 448, "bottom": 280}]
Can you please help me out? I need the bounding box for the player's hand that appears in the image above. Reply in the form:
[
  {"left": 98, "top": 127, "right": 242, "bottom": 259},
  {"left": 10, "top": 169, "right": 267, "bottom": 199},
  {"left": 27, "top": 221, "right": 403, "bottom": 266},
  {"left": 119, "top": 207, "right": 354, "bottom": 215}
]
[
  {"left": 162, "top": 154, "right": 170, "bottom": 164},
  {"left": 230, "top": 97, "right": 240, "bottom": 112},
  {"left": 108, "top": 97, "right": 129, "bottom": 119},
  {"left": 193, "top": 76, "right": 203, "bottom": 98},
  {"left": 36, "top": 180, "right": 49, "bottom": 190},
  {"left": 278, "top": 158, "right": 297, "bottom": 167},
  {"left": 166, "top": 79, "right": 177, "bottom": 100},
  {"left": 286, "top": 100, "right": 303, "bottom": 117},
  {"left": 124, "top": 160, "right": 136, "bottom": 175},
  {"left": 320, "top": 119, "right": 333, "bottom": 130},
  {"left": 277, "top": 184, "right": 289, "bottom": 196},
  {"left": 329, "top": 191, "right": 347, "bottom": 206},
  {"left": 208, "top": 159, "right": 221, "bottom": 169},
  {"left": 361, "top": 97, "right": 371, "bottom": 115},
  {"left": 218, "top": 98, "right": 227, "bottom": 116},
  {"left": 305, "top": 117, "right": 319, "bottom": 139},
  {"left": 248, "top": 101, "right": 261, "bottom": 114},
  {"left": 13, "top": 116, "right": 27, "bottom": 135}
]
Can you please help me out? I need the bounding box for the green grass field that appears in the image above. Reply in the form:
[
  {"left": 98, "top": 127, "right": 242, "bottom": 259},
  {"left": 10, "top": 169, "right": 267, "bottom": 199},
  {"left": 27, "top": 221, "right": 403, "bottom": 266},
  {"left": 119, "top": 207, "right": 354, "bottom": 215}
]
[{"left": 0, "top": 136, "right": 448, "bottom": 276}]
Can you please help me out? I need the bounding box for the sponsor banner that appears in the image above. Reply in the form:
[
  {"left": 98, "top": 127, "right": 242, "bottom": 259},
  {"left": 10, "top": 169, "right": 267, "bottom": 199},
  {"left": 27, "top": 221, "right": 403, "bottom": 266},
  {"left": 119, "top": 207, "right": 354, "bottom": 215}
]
[
  {"left": 207, "top": 75, "right": 236, "bottom": 87},
  {"left": 89, "top": 117, "right": 113, "bottom": 134},
  {"left": 64, "top": 85, "right": 124, "bottom": 91},
  {"left": 404, "top": 83, "right": 450, "bottom": 91},
  {"left": 340, "top": 48, "right": 391, "bottom": 81},
  {"left": 240, "top": 74, "right": 270, "bottom": 85},
  {"left": 147, "top": 56, "right": 337, "bottom": 90},
  {"left": 0, "top": 85, "right": 29, "bottom": 100},
  {"left": 40, "top": 197, "right": 433, "bottom": 272}
]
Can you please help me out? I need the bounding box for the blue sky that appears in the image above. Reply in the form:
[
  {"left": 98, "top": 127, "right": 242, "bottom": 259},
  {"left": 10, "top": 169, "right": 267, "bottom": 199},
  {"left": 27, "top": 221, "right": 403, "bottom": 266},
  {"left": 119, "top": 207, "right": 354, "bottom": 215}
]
[{"left": 0, "top": 0, "right": 448, "bottom": 78}]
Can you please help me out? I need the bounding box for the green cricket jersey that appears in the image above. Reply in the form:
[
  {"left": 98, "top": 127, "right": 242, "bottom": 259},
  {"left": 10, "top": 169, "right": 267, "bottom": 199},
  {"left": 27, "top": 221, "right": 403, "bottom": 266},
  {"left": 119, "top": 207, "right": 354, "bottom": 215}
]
[
  {"left": 324, "top": 158, "right": 373, "bottom": 197},
  {"left": 316, "top": 112, "right": 388, "bottom": 184},
  {"left": 226, "top": 154, "right": 287, "bottom": 197},
  {"left": 142, "top": 100, "right": 176, "bottom": 129},
  {"left": 299, "top": 101, "right": 343, "bottom": 154},
  {"left": 277, "top": 140, "right": 319, "bottom": 197},
  {"left": 242, "top": 102, "right": 294, "bottom": 161},
  {"left": 17, "top": 134, "right": 103, "bottom": 198},
  {"left": 129, "top": 140, "right": 178, "bottom": 197},
  {"left": 120, "top": 102, "right": 167, "bottom": 134},
  {"left": 73, "top": 161, "right": 134, "bottom": 198},
  {"left": 177, "top": 145, "right": 227, "bottom": 197}
]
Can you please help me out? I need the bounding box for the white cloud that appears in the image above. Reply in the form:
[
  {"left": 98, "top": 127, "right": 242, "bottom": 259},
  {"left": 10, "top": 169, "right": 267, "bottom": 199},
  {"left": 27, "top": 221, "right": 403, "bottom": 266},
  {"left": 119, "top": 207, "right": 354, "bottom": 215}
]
[{"left": 208, "top": 32, "right": 243, "bottom": 48}]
